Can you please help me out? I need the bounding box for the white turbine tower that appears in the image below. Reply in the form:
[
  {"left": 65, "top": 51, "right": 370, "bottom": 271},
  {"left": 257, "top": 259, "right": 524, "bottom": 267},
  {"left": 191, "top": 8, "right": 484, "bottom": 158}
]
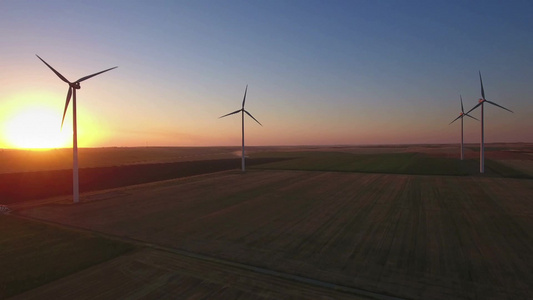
[
  {"left": 37, "top": 55, "right": 117, "bottom": 203},
  {"left": 464, "top": 72, "right": 513, "bottom": 173},
  {"left": 219, "top": 85, "right": 262, "bottom": 172},
  {"left": 449, "top": 95, "right": 479, "bottom": 160}
]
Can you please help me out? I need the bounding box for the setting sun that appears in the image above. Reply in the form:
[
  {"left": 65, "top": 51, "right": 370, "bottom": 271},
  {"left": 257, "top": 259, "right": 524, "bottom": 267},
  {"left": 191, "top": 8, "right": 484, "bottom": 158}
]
[{"left": 3, "top": 106, "right": 70, "bottom": 149}]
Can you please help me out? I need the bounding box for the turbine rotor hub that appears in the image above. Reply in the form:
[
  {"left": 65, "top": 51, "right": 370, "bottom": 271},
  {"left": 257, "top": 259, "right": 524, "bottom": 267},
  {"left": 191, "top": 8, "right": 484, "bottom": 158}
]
[{"left": 70, "top": 82, "right": 81, "bottom": 89}]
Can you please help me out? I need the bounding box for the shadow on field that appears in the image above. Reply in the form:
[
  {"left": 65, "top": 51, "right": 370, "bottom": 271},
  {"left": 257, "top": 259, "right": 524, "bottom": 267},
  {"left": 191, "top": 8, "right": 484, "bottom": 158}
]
[{"left": 0, "top": 158, "right": 286, "bottom": 204}]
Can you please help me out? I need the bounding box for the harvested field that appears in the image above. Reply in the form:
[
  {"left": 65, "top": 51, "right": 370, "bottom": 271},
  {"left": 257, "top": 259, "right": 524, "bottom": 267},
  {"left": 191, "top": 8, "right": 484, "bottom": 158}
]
[{"left": 16, "top": 170, "right": 533, "bottom": 300}]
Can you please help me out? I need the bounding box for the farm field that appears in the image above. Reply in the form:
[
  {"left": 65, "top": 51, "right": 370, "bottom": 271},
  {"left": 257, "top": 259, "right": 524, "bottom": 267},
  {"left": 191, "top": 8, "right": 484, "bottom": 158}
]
[
  {"left": 11, "top": 248, "right": 371, "bottom": 300},
  {"left": 0, "top": 147, "right": 244, "bottom": 174},
  {"left": 2, "top": 143, "right": 530, "bottom": 205},
  {"left": 252, "top": 145, "right": 533, "bottom": 178},
  {"left": 0, "top": 157, "right": 284, "bottom": 204},
  {"left": 14, "top": 168, "right": 533, "bottom": 300},
  {"left": 0, "top": 215, "right": 133, "bottom": 299},
  {"left": 2, "top": 142, "right": 530, "bottom": 174}
]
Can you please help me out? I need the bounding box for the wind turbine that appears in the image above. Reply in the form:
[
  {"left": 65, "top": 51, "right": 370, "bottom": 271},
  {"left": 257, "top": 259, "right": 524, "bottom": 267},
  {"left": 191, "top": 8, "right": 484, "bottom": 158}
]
[
  {"left": 464, "top": 71, "right": 513, "bottom": 173},
  {"left": 449, "top": 95, "right": 479, "bottom": 160},
  {"left": 219, "top": 85, "right": 262, "bottom": 172},
  {"left": 36, "top": 55, "right": 117, "bottom": 203}
]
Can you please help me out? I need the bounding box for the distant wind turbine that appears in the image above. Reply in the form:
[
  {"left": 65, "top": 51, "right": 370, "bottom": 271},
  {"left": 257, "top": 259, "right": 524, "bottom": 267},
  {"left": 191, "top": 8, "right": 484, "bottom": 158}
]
[
  {"left": 219, "top": 85, "right": 262, "bottom": 172},
  {"left": 36, "top": 55, "right": 117, "bottom": 203},
  {"left": 464, "top": 71, "right": 513, "bottom": 173},
  {"left": 449, "top": 95, "right": 479, "bottom": 160}
]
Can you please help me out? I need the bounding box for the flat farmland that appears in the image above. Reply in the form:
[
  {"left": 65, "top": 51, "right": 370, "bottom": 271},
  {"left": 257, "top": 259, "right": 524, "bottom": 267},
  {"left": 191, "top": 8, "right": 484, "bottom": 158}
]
[
  {"left": 0, "top": 215, "right": 133, "bottom": 298},
  {"left": 11, "top": 248, "right": 370, "bottom": 300},
  {"left": 0, "top": 147, "right": 245, "bottom": 174},
  {"left": 0, "top": 157, "right": 284, "bottom": 204},
  {"left": 252, "top": 151, "right": 532, "bottom": 178},
  {"left": 16, "top": 170, "right": 533, "bottom": 299}
]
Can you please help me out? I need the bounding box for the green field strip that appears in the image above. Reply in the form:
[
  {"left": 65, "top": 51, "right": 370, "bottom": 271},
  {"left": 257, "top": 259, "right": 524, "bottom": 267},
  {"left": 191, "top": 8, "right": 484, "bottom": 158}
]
[{"left": 252, "top": 151, "right": 531, "bottom": 178}]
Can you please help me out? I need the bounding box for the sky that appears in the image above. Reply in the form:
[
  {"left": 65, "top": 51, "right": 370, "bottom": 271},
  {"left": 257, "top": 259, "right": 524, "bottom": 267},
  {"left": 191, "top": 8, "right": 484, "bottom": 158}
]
[{"left": 1, "top": 0, "right": 532, "bottom": 148}]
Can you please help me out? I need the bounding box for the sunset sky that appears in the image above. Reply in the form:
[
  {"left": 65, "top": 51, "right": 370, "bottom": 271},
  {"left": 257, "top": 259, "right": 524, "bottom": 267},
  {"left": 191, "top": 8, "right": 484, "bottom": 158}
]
[{"left": 1, "top": 0, "right": 532, "bottom": 149}]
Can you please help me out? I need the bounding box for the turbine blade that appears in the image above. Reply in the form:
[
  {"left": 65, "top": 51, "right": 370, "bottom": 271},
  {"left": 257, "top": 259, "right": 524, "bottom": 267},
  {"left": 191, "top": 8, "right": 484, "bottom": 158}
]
[
  {"left": 219, "top": 109, "right": 242, "bottom": 119},
  {"left": 479, "top": 71, "right": 485, "bottom": 99},
  {"left": 242, "top": 85, "right": 248, "bottom": 108},
  {"left": 61, "top": 87, "right": 73, "bottom": 129},
  {"left": 485, "top": 100, "right": 514, "bottom": 113},
  {"left": 464, "top": 102, "right": 482, "bottom": 116},
  {"left": 460, "top": 95, "right": 464, "bottom": 113},
  {"left": 449, "top": 115, "right": 462, "bottom": 125},
  {"left": 244, "top": 110, "right": 262, "bottom": 126},
  {"left": 36, "top": 55, "right": 71, "bottom": 84},
  {"left": 464, "top": 113, "right": 479, "bottom": 121},
  {"left": 76, "top": 66, "right": 117, "bottom": 83}
]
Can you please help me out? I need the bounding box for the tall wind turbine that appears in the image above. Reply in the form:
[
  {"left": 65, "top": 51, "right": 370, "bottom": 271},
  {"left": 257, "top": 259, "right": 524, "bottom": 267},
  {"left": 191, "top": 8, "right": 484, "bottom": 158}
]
[
  {"left": 36, "top": 55, "right": 117, "bottom": 203},
  {"left": 219, "top": 85, "right": 262, "bottom": 172},
  {"left": 464, "top": 71, "right": 513, "bottom": 173},
  {"left": 449, "top": 95, "right": 479, "bottom": 160}
]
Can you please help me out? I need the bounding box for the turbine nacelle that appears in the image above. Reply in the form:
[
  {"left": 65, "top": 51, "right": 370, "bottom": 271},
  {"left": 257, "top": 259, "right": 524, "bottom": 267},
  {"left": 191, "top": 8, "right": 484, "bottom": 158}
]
[
  {"left": 449, "top": 95, "right": 480, "bottom": 125},
  {"left": 36, "top": 55, "right": 117, "bottom": 128},
  {"left": 479, "top": 98, "right": 485, "bottom": 103},
  {"left": 219, "top": 85, "right": 262, "bottom": 126}
]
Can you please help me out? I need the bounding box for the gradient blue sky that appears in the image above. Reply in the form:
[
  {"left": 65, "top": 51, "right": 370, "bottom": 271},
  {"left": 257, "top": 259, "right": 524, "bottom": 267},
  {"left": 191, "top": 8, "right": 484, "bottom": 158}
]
[{"left": 1, "top": 0, "right": 532, "bottom": 147}]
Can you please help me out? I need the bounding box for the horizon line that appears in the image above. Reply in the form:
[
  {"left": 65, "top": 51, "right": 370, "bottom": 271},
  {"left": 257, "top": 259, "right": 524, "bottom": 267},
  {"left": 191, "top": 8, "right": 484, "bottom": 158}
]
[{"left": 1, "top": 141, "right": 531, "bottom": 151}]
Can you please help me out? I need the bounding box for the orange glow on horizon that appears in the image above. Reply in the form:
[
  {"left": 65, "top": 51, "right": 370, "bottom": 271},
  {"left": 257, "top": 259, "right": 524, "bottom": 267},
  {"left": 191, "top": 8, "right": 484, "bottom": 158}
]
[
  {"left": 2, "top": 106, "right": 69, "bottom": 149},
  {"left": 1, "top": 98, "right": 103, "bottom": 149}
]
